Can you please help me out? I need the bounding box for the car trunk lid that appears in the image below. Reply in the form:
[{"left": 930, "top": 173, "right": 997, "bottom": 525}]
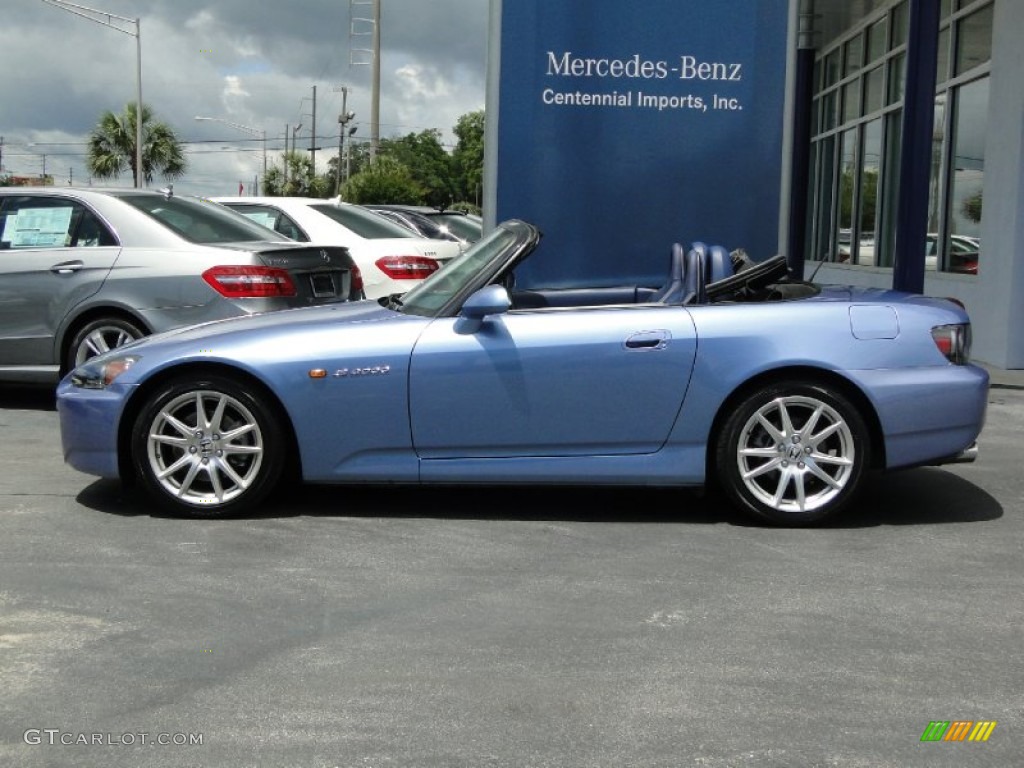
[{"left": 244, "top": 243, "right": 359, "bottom": 302}]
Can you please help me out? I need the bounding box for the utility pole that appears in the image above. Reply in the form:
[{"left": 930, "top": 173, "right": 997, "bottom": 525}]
[
  {"left": 283, "top": 123, "right": 289, "bottom": 188},
  {"left": 349, "top": 0, "right": 379, "bottom": 158},
  {"left": 336, "top": 87, "right": 356, "bottom": 196},
  {"left": 335, "top": 87, "right": 347, "bottom": 196},
  {"left": 371, "top": 0, "right": 380, "bottom": 158},
  {"left": 291, "top": 123, "right": 303, "bottom": 190},
  {"left": 311, "top": 85, "right": 317, "bottom": 174}
]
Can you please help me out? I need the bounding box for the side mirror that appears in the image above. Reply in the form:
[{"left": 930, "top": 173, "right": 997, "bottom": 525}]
[{"left": 456, "top": 284, "right": 511, "bottom": 333}]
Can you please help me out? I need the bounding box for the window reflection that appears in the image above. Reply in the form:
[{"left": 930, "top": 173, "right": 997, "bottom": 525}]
[
  {"left": 955, "top": 5, "right": 993, "bottom": 75},
  {"left": 858, "top": 120, "right": 882, "bottom": 265},
  {"left": 806, "top": 0, "right": 991, "bottom": 276},
  {"left": 926, "top": 94, "right": 947, "bottom": 271},
  {"left": 948, "top": 77, "right": 987, "bottom": 274},
  {"left": 838, "top": 130, "right": 857, "bottom": 262}
]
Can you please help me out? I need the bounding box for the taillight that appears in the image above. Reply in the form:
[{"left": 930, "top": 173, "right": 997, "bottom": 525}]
[
  {"left": 351, "top": 265, "right": 364, "bottom": 294},
  {"left": 374, "top": 255, "right": 439, "bottom": 280},
  {"left": 931, "top": 323, "right": 971, "bottom": 365},
  {"left": 202, "top": 266, "right": 297, "bottom": 298}
]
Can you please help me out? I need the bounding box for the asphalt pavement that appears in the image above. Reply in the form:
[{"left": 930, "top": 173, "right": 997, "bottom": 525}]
[{"left": 0, "top": 372, "right": 1021, "bottom": 768}]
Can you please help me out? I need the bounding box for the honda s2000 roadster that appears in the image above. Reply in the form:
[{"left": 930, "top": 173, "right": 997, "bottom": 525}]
[{"left": 57, "top": 220, "right": 988, "bottom": 525}]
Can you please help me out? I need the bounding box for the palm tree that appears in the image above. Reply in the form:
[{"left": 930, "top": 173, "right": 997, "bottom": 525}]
[{"left": 87, "top": 103, "right": 186, "bottom": 186}]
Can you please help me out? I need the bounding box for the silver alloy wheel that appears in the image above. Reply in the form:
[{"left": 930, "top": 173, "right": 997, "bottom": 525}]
[
  {"left": 74, "top": 324, "right": 141, "bottom": 366},
  {"left": 735, "top": 395, "right": 855, "bottom": 514},
  {"left": 145, "top": 389, "right": 265, "bottom": 507}
]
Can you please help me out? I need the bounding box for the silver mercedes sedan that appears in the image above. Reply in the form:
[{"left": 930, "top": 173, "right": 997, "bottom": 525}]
[{"left": 0, "top": 187, "right": 362, "bottom": 384}]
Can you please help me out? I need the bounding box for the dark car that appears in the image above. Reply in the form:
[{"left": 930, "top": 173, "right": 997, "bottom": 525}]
[{"left": 365, "top": 205, "right": 483, "bottom": 245}]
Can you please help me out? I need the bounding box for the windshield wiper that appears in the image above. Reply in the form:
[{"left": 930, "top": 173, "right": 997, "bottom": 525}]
[{"left": 385, "top": 293, "right": 405, "bottom": 310}]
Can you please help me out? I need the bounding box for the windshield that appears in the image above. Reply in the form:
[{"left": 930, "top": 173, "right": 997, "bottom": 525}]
[
  {"left": 310, "top": 203, "right": 416, "bottom": 239},
  {"left": 113, "top": 192, "right": 286, "bottom": 244},
  {"left": 397, "top": 225, "right": 519, "bottom": 317},
  {"left": 435, "top": 214, "right": 482, "bottom": 241}
]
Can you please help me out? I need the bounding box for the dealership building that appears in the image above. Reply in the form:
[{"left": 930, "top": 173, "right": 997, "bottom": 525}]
[
  {"left": 486, "top": 0, "right": 1023, "bottom": 368},
  {"left": 801, "top": 0, "right": 1021, "bottom": 370}
]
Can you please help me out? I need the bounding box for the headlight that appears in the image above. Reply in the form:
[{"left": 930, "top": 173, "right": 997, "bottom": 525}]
[{"left": 70, "top": 355, "right": 141, "bottom": 389}]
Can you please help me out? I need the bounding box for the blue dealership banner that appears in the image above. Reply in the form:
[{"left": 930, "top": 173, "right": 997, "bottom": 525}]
[{"left": 490, "top": 0, "right": 791, "bottom": 287}]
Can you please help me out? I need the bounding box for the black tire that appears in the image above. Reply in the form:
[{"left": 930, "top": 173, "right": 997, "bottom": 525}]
[
  {"left": 130, "top": 374, "right": 285, "bottom": 518},
  {"left": 715, "top": 381, "right": 870, "bottom": 526},
  {"left": 66, "top": 316, "right": 146, "bottom": 373}
]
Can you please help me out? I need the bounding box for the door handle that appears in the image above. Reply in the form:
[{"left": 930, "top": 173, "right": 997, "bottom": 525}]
[
  {"left": 625, "top": 330, "right": 670, "bottom": 350},
  {"left": 50, "top": 260, "right": 84, "bottom": 274}
]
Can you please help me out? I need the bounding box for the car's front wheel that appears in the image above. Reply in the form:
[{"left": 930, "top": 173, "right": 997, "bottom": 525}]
[
  {"left": 715, "top": 381, "right": 870, "bottom": 526},
  {"left": 131, "top": 375, "right": 285, "bottom": 518}
]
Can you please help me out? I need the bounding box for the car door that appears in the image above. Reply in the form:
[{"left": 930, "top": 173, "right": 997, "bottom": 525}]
[
  {"left": 409, "top": 303, "right": 698, "bottom": 460},
  {"left": 0, "top": 195, "right": 120, "bottom": 367}
]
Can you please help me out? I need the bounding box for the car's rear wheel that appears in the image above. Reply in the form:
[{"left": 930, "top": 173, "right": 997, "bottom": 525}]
[
  {"left": 67, "top": 317, "right": 145, "bottom": 372},
  {"left": 715, "top": 382, "right": 869, "bottom": 526},
  {"left": 131, "top": 375, "right": 285, "bottom": 518}
]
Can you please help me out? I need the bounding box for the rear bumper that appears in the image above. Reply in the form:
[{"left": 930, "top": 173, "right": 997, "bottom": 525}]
[{"left": 846, "top": 363, "right": 989, "bottom": 469}]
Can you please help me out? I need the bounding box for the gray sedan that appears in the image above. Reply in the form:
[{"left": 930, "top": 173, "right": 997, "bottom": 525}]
[{"left": 0, "top": 187, "right": 361, "bottom": 383}]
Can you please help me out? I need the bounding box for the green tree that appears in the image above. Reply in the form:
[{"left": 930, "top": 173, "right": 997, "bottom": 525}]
[
  {"left": 838, "top": 166, "right": 878, "bottom": 233},
  {"left": 961, "top": 190, "right": 983, "bottom": 223},
  {"left": 451, "top": 110, "right": 484, "bottom": 207},
  {"left": 379, "top": 129, "right": 454, "bottom": 208},
  {"left": 340, "top": 155, "right": 425, "bottom": 204},
  {"left": 326, "top": 142, "right": 372, "bottom": 196},
  {"left": 87, "top": 103, "right": 186, "bottom": 186},
  {"left": 262, "top": 151, "right": 333, "bottom": 197}
]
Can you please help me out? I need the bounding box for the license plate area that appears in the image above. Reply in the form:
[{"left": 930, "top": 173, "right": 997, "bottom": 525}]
[{"left": 309, "top": 272, "right": 338, "bottom": 298}]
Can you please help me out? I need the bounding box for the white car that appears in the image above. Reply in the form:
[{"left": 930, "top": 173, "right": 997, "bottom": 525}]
[{"left": 214, "top": 197, "right": 462, "bottom": 299}]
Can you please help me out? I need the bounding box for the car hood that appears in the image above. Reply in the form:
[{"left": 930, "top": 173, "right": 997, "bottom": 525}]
[{"left": 118, "top": 299, "right": 408, "bottom": 354}]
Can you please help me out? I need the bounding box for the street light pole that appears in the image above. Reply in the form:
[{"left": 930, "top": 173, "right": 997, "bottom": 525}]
[
  {"left": 41, "top": 0, "right": 143, "bottom": 188},
  {"left": 134, "top": 16, "right": 142, "bottom": 187}
]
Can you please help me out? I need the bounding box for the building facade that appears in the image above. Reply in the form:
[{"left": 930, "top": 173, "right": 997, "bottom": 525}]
[{"left": 803, "top": 0, "right": 1022, "bottom": 368}]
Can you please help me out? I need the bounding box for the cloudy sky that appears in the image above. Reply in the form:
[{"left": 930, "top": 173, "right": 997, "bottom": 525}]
[{"left": 0, "top": 0, "right": 490, "bottom": 196}]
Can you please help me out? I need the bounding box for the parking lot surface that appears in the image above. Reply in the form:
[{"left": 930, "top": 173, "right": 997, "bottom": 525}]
[{"left": 0, "top": 383, "right": 1021, "bottom": 767}]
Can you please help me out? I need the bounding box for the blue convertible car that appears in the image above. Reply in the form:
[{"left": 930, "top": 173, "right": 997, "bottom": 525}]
[{"left": 57, "top": 220, "right": 988, "bottom": 525}]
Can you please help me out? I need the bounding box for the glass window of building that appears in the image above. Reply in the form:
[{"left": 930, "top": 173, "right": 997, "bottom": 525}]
[
  {"left": 936, "top": 26, "right": 951, "bottom": 84},
  {"left": 858, "top": 119, "right": 883, "bottom": 265},
  {"left": 887, "top": 53, "right": 906, "bottom": 104},
  {"left": 864, "top": 65, "right": 885, "bottom": 114},
  {"left": 955, "top": 4, "right": 993, "bottom": 75},
  {"left": 947, "top": 77, "right": 988, "bottom": 274},
  {"left": 806, "top": 0, "right": 992, "bottom": 277},
  {"left": 867, "top": 18, "right": 888, "bottom": 62},
  {"left": 844, "top": 34, "right": 863, "bottom": 75}
]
